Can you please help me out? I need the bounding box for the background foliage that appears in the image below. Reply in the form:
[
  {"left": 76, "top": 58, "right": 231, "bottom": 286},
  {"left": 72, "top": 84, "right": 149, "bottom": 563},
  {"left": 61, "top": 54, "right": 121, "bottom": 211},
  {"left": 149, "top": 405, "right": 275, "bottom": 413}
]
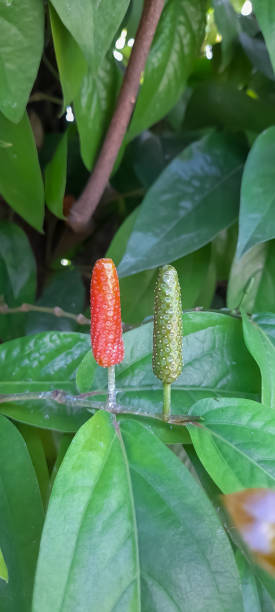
[{"left": 1, "top": 0, "right": 275, "bottom": 610}]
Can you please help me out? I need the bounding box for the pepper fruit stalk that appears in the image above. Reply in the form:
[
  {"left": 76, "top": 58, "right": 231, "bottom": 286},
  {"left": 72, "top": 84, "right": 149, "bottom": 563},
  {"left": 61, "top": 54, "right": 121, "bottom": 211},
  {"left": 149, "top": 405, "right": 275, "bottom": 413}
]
[
  {"left": 152, "top": 265, "right": 183, "bottom": 420},
  {"left": 90, "top": 258, "right": 124, "bottom": 406}
]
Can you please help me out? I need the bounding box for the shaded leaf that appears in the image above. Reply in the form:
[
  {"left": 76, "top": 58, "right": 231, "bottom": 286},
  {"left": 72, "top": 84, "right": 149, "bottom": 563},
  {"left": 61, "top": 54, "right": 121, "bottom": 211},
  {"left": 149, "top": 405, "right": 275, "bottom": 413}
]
[
  {"left": 0, "top": 416, "right": 44, "bottom": 612},
  {"left": 0, "top": 112, "right": 44, "bottom": 231},
  {"left": 237, "top": 127, "right": 275, "bottom": 258},
  {"left": 0, "top": 0, "right": 44, "bottom": 122},
  {"left": 213, "top": 0, "right": 239, "bottom": 69},
  {"left": 242, "top": 313, "right": 275, "bottom": 410},
  {"left": 253, "top": 0, "right": 275, "bottom": 74},
  {"left": 45, "top": 131, "right": 67, "bottom": 219},
  {"left": 118, "top": 132, "right": 245, "bottom": 277}
]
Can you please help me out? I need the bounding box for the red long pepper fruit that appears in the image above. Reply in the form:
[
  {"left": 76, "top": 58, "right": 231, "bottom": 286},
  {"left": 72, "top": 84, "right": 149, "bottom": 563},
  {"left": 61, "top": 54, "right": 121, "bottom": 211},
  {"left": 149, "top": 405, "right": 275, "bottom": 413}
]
[{"left": 90, "top": 258, "right": 124, "bottom": 367}]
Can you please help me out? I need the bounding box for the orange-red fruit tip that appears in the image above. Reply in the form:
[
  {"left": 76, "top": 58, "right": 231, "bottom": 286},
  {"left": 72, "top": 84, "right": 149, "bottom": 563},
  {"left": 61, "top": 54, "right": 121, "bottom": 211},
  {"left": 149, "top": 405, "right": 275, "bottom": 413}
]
[{"left": 90, "top": 258, "right": 124, "bottom": 367}]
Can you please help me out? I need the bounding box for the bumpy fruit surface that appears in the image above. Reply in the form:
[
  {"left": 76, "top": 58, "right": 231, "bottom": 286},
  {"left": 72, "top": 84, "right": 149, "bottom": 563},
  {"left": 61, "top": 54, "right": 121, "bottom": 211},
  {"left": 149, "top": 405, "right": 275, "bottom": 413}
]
[
  {"left": 90, "top": 258, "right": 124, "bottom": 367},
  {"left": 152, "top": 265, "right": 183, "bottom": 383}
]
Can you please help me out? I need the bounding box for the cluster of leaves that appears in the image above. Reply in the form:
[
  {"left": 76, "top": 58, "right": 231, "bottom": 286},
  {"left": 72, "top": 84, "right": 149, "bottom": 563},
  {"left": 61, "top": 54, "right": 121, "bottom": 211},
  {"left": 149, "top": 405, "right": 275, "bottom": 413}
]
[{"left": 1, "top": 0, "right": 275, "bottom": 610}]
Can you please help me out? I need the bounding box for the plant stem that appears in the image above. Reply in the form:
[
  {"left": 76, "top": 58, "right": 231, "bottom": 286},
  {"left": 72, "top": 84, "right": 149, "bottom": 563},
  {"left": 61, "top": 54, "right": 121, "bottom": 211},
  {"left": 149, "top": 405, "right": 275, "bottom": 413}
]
[
  {"left": 0, "top": 302, "right": 90, "bottom": 325},
  {"left": 163, "top": 383, "right": 171, "bottom": 421},
  {"left": 108, "top": 365, "right": 116, "bottom": 406},
  {"left": 68, "top": 0, "right": 165, "bottom": 232}
]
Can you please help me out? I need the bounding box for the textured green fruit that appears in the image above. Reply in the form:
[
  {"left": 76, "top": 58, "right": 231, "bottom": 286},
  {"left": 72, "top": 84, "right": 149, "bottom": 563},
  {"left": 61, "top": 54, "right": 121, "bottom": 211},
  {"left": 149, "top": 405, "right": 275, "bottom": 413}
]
[{"left": 152, "top": 265, "right": 183, "bottom": 383}]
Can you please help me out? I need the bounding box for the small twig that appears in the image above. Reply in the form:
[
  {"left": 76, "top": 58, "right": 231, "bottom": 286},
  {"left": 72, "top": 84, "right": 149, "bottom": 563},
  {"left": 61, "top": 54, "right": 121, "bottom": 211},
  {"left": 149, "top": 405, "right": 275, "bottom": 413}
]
[
  {"left": 42, "top": 55, "right": 59, "bottom": 81},
  {"left": 29, "top": 92, "right": 63, "bottom": 105},
  {"left": 0, "top": 389, "right": 201, "bottom": 424},
  {"left": 68, "top": 0, "right": 165, "bottom": 233},
  {"left": 0, "top": 302, "right": 90, "bottom": 326}
]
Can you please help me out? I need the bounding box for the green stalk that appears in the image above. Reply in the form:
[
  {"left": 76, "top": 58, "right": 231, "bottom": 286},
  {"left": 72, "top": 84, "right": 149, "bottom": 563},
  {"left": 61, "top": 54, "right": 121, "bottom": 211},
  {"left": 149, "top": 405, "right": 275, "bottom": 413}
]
[
  {"left": 163, "top": 383, "right": 171, "bottom": 421},
  {"left": 108, "top": 365, "right": 116, "bottom": 407}
]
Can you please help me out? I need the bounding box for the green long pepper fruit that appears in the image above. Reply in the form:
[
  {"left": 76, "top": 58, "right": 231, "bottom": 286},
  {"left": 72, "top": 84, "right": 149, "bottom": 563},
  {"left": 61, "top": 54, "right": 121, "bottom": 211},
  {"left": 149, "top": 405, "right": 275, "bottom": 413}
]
[{"left": 152, "top": 265, "right": 183, "bottom": 384}]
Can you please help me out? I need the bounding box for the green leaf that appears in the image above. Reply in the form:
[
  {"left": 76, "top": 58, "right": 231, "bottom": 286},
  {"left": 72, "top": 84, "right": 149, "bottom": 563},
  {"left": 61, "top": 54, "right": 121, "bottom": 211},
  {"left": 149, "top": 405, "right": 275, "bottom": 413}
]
[
  {"left": 26, "top": 268, "right": 85, "bottom": 334},
  {"left": 77, "top": 312, "right": 260, "bottom": 414},
  {"left": 183, "top": 82, "right": 275, "bottom": 133},
  {"left": 127, "top": 0, "right": 206, "bottom": 140},
  {"left": 50, "top": 0, "right": 130, "bottom": 69},
  {"left": 74, "top": 57, "right": 121, "bottom": 170},
  {"left": 33, "top": 411, "right": 244, "bottom": 612},
  {"left": 33, "top": 410, "right": 141, "bottom": 612},
  {"left": 253, "top": 0, "right": 275, "bottom": 75},
  {"left": 0, "top": 221, "right": 36, "bottom": 341},
  {"left": 187, "top": 397, "right": 275, "bottom": 492},
  {"left": 0, "top": 0, "right": 44, "bottom": 122},
  {"left": 17, "top": 423, "right": 50, "bottom": 507},
  {"left": 0, "top": 331, "right": 90, "bottom": 431},
  {"left": 227, "top": 241, "right": 275, "bottom": 313},
  {"left": 49, "top": 4, "right": 87, "bottom": 109},
  {"left": 211, "top": 224, "right": 238, "bottom": 281},
  {"left": 45, "top": 132, "right": 67, "bottom": 219},
  {"left": 0, "top": 416, "right": 44, "bottom": 612},
  {"left": 237, "top": 127, "right": 275, "bottom": 258},
  {"left": 242, "top": 313, "right": 275, "bottom": 410},
  {"left": 108, "top": 209, "right": 212, "bottom": 323},
  {"left": 120, "top": 418, "right": 244, "bottom": 611},
  {"left": 213, "top": 0, "right": 239, "bottom": 69},
  {"left": 235, "top": 551, "right": 262, "bottom": 612},
  {"left": 118, "top": 132, "right": 245, "bottom": 277},
  {"left": 240, "top": 32, "right": 275, "bottom": 81},
  {"left": 252, "top": 313, "right": 275, "bottom": 346},
  {"left": 0, "top": 112, "right": 44, "bottom": 231},
  {"left": 0, "top": 550, "right": 8, "bottom": 584}
]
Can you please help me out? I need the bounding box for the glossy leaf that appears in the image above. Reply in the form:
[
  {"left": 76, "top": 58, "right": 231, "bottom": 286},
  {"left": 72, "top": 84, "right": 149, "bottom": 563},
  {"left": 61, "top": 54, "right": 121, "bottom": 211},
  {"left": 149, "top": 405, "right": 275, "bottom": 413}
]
[
  {"left": 74, "top": 57, "right": 121, "bottom": 170},
  {"left": 77, "top": 311, "right": 260, "bottom": 415},
  {"left": 127, "top": 0, "right": 206, "bottom": 140},
  {"left": 50, "top": 0, "right": 130, "bottom": 69},
  {"left": 0, "top": 550, "right": 8, "bottom": 584},
  {"left": 120, "top": 418, "right": 244, "bottom": 612},
  {"left": 252, "top": 313, "right": 275, "bottom": 347},
  {"left": 0, "top": 416, "right": 44, "bottom": 612},
  {"left": 213, "top": 0, "right": 239, "bottom": 69},
  {"left": 0, "top": 222, "right": 36, "bottom": 341},
  {"left": 17, "top": 423, "right": 50, "bottom": 507},
  {"left": 0, "top": 0, "right": 44, "bottom": 122},
  {"left": 242, "top": 313, "right": 275, "bottom": 411},
  {"left": 0, "top": 331, "right": 90, "bottom": 431},
  {"left": 253, "top": 1, "right": 275, "bottom": 74},
  {"left": 0, "top": 112, "right": 44, "bottom": 231},
  {"left": 108, "top": 209, "right": 212, "bottom": 323},
  {"left": 236, "top": 551, "right": 263, "bottom": 612},
  {"left": 227, "top": 241, "right": 275, "bottom": 313},
  {"left": 33, "top": 411, "right": 141, "bottom": 612},
  {"left": 237, "top": 128, "right": 275, "bottom": 258},
  {"left": 45, "top": 132, "right": 67, "bottom": 219},
  {"left": 49, "top": 4, "right": 87, "bottom": 109},
  {"left": 26, "top": 268, "right": 85, "bottom": 334},
  {"left": 240, "top": 32, "right": 275, "bottom": 81},
  {"left": 187, "top": 397, "right": 275, "bottom": 492},
  {"left": 118, "top": 132, "right": 245, "bottom": 277},
  {"left": 34, "top": 411, "right": 244, "bottom": 612}
]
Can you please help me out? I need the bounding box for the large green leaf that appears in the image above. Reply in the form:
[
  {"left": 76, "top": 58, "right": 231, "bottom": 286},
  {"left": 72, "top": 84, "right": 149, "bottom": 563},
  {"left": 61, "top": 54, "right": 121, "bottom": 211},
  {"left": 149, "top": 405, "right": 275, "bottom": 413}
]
[
  {"left": 45, "top": 131, "right": 67, "bottom": 219},
  {"left": 118, "top": 132, "right": 245, "bottom": 277},
  {"left": 0, "top": 416, "right": 44, "bottom": 612},
  {"left": 213, "top": 0, "right": 239, "bottom": 69},
  {"left": 127, "top": 0, "right": 206, "bottom": 140},
  {"left": 33, "top": 410, "right": 141, "bottom": 612},
  {"left": 227, "top": 241, "right": 275, "bottom": 313},
  {"left": 252, "top": 313, "right": 275, "bottom": 346},
  {"left": 0, "top": 331, "right": 90, "bottom": 431},
  {"left": 242, "top": 313, "right": 275, "bottom": 410},
  {"left": 17, "top": 423, "right": 50, "bottom": 507},
  {"left": 33, "top": 411, "right": 244, "bottom": 611},
  {"left": 26, "top": 268, "right": 85, "bottom": 334},
  {"left": 0, "top": 222, "right": 36, "bottom": 341},
  {"left": 0, "top": 112, "right": 44, "bottom": 231},
  {"left": 235, "top": 552, "right": 263, "bottom": 612},
  {"left": 77, "top": 312, "right": 260, "bottom": 414},
  {"left": 74, "top": 57, "right": 121, "bottom": 170},
  {"left": 253, "top": 1, "right": 275, "bottom": 74},
  {"left": 50, "top": 0, "right": 130, "bottom": 69},
  {"left": 187, "top": 397, "right": 275, "bottom": 492},
  {"left": 49, "top": 4, "right": 87, "bottom": 109},
  {"left": 108, "top": 208, "right": 213, "bottom": 323},
  {"left": 237, "top": 128, "right": 275, "bottom": 258},
  {"left": 0, "top": 0, "right": 44, "bottom": 122}
]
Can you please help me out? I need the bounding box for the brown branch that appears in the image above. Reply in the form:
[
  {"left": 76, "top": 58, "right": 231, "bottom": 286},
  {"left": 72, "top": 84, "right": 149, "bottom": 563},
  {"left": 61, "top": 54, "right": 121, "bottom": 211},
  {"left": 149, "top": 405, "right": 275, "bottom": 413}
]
[
  {"left": 67, "top": 0, "right": 165, "bottom": 233},
  {"left": 0, "top": 302, "right": 90, "bottom": 325}
]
